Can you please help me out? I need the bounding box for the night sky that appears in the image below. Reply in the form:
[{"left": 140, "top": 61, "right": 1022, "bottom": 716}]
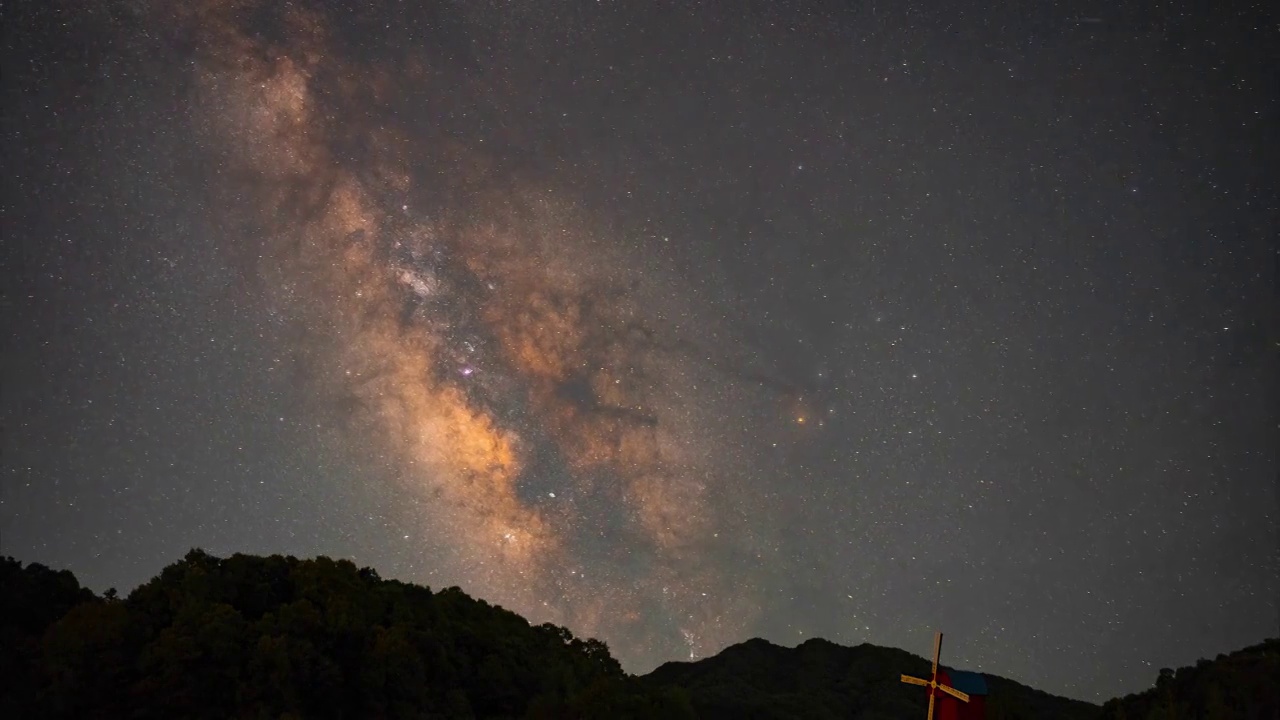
[{"left": 3, "top": 0, "right": 1276, "bottom": 702}]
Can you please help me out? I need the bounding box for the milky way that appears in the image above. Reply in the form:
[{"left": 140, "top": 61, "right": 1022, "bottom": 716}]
[{"left": 168, "top": 0, "right": 778, "bottom": 665}]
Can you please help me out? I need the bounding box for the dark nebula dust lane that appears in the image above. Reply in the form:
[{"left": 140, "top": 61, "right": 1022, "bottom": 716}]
[{"left": 3, "top": 0, "right": 1275, "bottom": 701}]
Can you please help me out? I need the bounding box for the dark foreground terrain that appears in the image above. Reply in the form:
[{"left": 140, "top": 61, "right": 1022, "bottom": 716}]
[{"left": 2, "top": 552, "right": 1275, "bottom": 719}]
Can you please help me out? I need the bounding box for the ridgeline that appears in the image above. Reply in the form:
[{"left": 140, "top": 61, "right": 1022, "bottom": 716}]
[{"left": 2, "top": 552, "right": 1274, "bottom": 719}]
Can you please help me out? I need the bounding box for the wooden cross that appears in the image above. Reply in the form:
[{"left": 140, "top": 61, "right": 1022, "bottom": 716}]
[{"left": 901, "top": 631, "right": 970, "bottom": 720}]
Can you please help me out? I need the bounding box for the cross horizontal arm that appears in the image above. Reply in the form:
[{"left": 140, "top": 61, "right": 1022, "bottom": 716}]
[
  {"left": 900, "top": 674, "right": 930, "bottom": 687},
  {"left": 939, "top": 684, "right": 970, "bottom": 702}
]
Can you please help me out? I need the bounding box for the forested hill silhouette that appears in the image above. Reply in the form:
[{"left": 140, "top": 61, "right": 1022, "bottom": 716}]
[
  {"left": 1, "top": 552, "right": 1275, "bottom": 719},
  {"left": 1, "top": 551, "right": 687, "bottom": 719},
  {"left": 1097, "top": 638, "right": 1279, "bottom": 720},
  {"left": 645, "top": 636, "right": 1099, "bottom": 719}
]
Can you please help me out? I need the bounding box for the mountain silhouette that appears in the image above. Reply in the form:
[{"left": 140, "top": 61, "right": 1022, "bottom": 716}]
[
  {"left": 1097, "top": 638, "right": 1279, "bottom": 720},
  {"left": 2, "top": 551, "right": 1275, "bottom": 719},
  {"left": 645, "top": 636, "right": 1098, "bottom": 719}
]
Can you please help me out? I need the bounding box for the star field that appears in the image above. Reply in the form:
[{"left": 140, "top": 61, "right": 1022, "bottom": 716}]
[{"left": 2, "top": 0, "right": 1276, "bottom": 702}]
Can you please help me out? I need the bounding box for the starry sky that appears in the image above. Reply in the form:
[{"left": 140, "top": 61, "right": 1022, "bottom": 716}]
[{"left": 2, "top": 0, "right": 1276, "bottom": 702}]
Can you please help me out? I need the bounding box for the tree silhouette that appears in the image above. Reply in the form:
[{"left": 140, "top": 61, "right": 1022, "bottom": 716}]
[{"left": 3, "top": 553, "right": 1277, "bottom": 719}]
